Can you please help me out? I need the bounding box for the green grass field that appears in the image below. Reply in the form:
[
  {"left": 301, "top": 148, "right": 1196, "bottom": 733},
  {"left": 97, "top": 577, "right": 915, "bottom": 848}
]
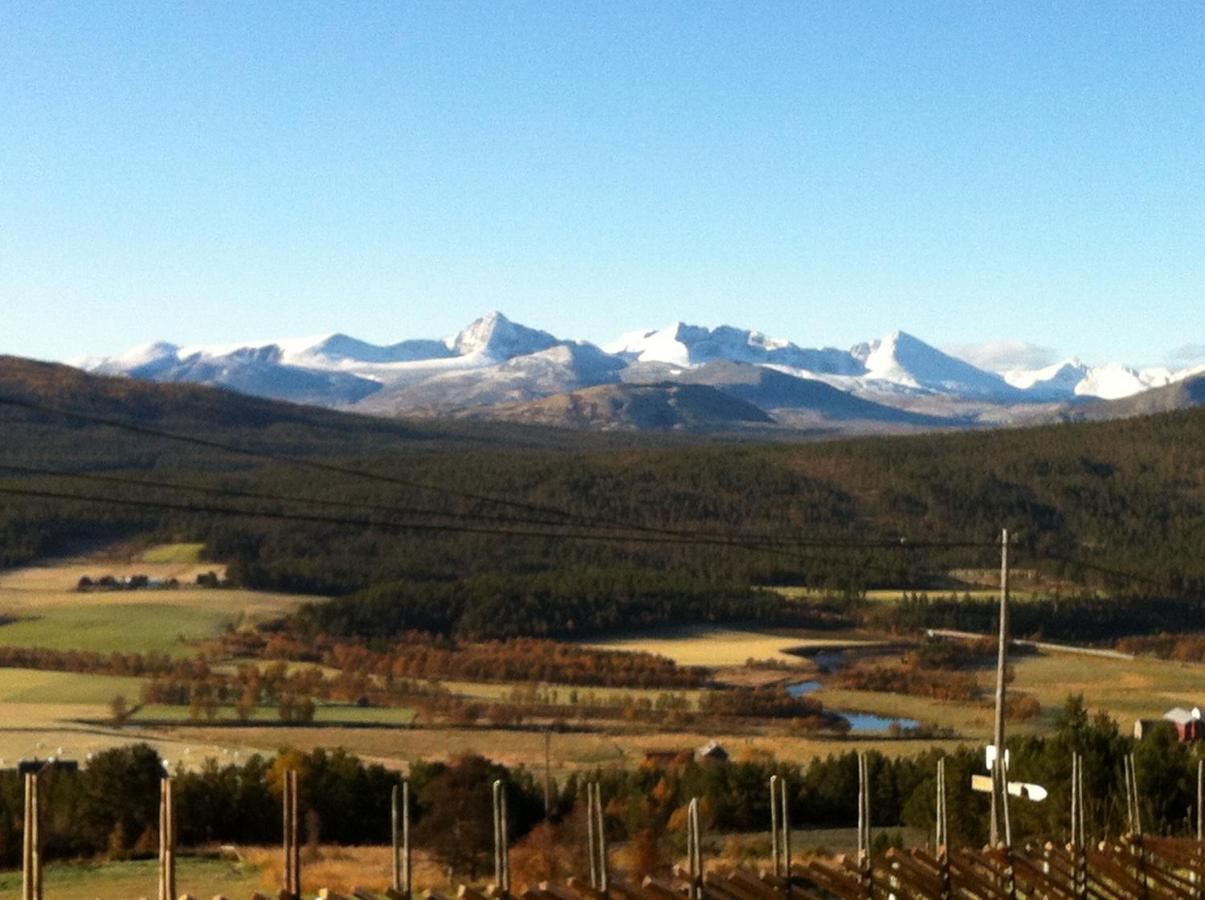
[
  {"left": 1006, "top": 652, "right": 1205, "bottom": 723},
  {"left": 0, "top": 856, "right": 264, "bottom": 899},
  {"left": 138, "top": 542, "right": 206, "bottom": 563},
  {"left": 0, "top": 668, "right": 144, "bottom": 705},
  {"left": 0, "top": 601, "right": 260, "bottom": 655},
  {"left": 0, "top": 547, "right": 309, "bottom": 654},
  {"left": 130, "top": 703, "right": 417, "bottom": 725}
]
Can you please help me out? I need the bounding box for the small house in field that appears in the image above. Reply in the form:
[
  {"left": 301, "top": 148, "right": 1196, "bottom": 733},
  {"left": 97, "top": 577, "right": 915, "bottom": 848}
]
[
  {"left": 695, "top": 740, "right": 729, "bottom": 761},
  {"left": 1162, "top": 707, "right": 1204, "bottom": 742}
]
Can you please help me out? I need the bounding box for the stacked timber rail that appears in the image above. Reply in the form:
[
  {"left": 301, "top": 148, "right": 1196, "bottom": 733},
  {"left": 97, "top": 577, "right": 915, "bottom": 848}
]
[{"left": 199, "top": 844, "right": 1205, "bottom": 900}]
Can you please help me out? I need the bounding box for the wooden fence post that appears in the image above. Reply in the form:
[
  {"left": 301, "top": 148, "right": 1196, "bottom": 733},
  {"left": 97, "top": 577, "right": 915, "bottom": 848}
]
[
  {"left": 587, "top": 782, "right": 597, "bottom": 889},
  {"left": 493, "top": 779, "right": 510, "bottom": 894},
  {"left": 392, "top": 780, "right": 411, "bottom": 899},
  {"left": 22, "top": 771, "right": 41, "bottom": 900},
  {"left": 779, "top": 775, "right": 791, "bottom": 896},
  {"left": 769, "top": 775, "right": 780, "bottom": 877},
  {"left": 594, "top": 782, "right": 608, "bottom": 893},
  {"left": 282, "top": 769, "right": 300, "bottom": 899},
  {"left": 159, "top": 775, "right": 177, "bottom": 900},
  {"left": 686, "top": 797, "right": 702, "bottom": 900}
]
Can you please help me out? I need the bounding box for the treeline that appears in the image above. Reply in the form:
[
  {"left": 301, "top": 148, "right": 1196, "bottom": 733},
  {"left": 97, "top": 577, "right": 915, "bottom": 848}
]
[
  {"left": 1, "top": 698, "right": 1200, "bottom": 875},
  {"left": 1117, "top": 634, "right": 1205, "bottom": 662},
  {"left": 0, "top": 745, "right": 543, "bottom": 870},
  {"left": 833, "top": 665, "right": 980, "bottom": 703},
  {"left": 0, "top": 646, "right": 208, "bottom": 678},
  {"left": 289, "top": 570, "right": 804, "bottom": 641},
  {"left": 238, "top": 633, "right": 709, "bottom": 689},
  {"left": 863, "top": 592, "right": 1205, "bottom": 644}
]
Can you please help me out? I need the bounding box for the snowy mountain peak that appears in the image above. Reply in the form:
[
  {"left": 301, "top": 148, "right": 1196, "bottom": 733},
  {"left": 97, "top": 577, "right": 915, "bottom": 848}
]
[
  {"left": 71, "top": 314, "right": 1204, "bottom": 420},
  {"left": 853, "top": 330, "right": 1015, "bottom": 397},
  {"left": 449, "top": 311, "right": 560, "bottom": 360}
]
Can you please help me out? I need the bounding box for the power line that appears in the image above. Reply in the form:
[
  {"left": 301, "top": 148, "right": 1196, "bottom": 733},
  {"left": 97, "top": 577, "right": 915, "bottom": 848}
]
[
  {"left": 1039, "top": 551, "right": 1176, "bottom": 592},
  {"left": 0, "top": 481, "right": 1000, "bottom": 561},
  {"left": 0, "top": 393, "right": 627, "bottom": 530},
  {"left": 0, "top": 484, "right": 795, "bottom": 554},
  {"left": 0, "top": 461, "right": 854, "bottom": 547},
  {"left": 0, "top": 463, "right": 574, "bottom": 530}
]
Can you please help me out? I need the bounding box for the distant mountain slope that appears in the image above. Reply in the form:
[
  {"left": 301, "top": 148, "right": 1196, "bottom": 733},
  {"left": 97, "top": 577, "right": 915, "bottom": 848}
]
[
  {"left": 667, "top": 360, "right": 956, "bottom": 426},
  {"left": 1071, "top": 373, "right": 1205, "bottom": 420},
  {"left": 461, "top": 382, "right": 775, "bottom": 430},
  {"left": 355, "top": 343, "right": 625, "bottom": 415}
]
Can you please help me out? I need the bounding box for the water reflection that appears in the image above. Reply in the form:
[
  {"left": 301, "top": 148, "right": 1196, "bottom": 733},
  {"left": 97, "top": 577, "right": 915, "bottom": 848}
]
[{"left": 787, "top": 680, "right": 920, "bottom": 733}]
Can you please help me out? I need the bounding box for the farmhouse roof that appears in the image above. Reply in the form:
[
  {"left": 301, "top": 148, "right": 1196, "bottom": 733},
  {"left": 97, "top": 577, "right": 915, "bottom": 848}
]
[{"left": 696, "top": 740, "right": 729, "bottom": 760}]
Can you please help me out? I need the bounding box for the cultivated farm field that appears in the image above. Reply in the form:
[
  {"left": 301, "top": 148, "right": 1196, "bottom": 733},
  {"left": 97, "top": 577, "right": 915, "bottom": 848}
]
[{"left": 582, "top": 624, "right": 875, "bottom": 667}]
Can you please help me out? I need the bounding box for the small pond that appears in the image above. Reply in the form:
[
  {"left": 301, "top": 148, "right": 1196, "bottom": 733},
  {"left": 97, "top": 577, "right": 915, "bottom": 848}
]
[{"left": 787, "top": 680, "right": 920, "bottom": 733}]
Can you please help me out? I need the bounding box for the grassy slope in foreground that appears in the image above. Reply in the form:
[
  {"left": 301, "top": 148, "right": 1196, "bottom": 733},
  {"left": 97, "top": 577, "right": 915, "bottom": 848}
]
[{"left": 0, "top": 857, "right": 263, "bottom": 900}]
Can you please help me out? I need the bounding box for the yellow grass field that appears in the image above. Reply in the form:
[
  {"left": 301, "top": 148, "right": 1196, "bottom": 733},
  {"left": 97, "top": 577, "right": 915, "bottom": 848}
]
[
  {"left": 1005, "top": 652, "right": 1205, "bottom": 724},
  {"left": 582, "top": 625, "right": 875, "bottom": 667},
  {"left": 165, "top": 722, "right": 965, "bottom": 775}
]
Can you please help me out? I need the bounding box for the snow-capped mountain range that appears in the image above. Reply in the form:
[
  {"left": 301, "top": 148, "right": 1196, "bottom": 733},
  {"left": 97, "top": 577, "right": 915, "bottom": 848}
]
[{"left": 75, "top": 312, "right": 1205, "bottom": 430}]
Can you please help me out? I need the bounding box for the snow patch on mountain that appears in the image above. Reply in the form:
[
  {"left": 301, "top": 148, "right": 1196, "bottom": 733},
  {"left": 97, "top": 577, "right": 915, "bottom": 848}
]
[
  {"left": 605, "top": 322, "right": 860, "bottom": 373},
  {"left": 1004, "top": 359, "right": 1205, "bottom": 400}
]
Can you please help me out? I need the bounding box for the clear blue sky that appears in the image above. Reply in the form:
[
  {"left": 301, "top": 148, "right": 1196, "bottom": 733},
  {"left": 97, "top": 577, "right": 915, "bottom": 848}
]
[{"left": 2, "top": 1, "right": 1202, "bottom": 368}]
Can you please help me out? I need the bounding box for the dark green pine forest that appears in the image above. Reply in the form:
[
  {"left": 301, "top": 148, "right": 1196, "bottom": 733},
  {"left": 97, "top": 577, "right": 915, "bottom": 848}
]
[{"left": 0, "top": 356, "right": 1203, "bottom": 642}]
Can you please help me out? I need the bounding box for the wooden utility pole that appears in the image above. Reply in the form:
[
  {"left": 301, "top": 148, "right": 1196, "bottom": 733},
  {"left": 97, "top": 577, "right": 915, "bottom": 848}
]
[
  {"left": 857, "top": 753, "right": 872, "bottom": 898},
  {"left": 991, "top": 528, "right": 1011, "bottom": 847}
]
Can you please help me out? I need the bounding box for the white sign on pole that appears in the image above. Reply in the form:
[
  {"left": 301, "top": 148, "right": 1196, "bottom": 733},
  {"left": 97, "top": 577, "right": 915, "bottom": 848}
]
[
  {"left": 971, "top": 774, "right": 1047, "bottom": 802},
  {"left": 985, "top": 745, "right": 1011, "bottom": 771}
]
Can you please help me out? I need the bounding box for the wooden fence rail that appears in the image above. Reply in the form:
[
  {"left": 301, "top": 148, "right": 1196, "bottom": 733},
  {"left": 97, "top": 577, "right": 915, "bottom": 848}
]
[{"left": 18, "top": 769, "right": 1205, "bottom": 898}]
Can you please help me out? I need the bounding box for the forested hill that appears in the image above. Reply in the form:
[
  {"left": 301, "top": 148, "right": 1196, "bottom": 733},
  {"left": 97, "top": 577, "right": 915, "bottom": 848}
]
[
  {"left": 0, "top": 355, "right": 647, "bottom": 463},
  {"left": 0, "top": 355, "right": 1203, "bottom": 640}
]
